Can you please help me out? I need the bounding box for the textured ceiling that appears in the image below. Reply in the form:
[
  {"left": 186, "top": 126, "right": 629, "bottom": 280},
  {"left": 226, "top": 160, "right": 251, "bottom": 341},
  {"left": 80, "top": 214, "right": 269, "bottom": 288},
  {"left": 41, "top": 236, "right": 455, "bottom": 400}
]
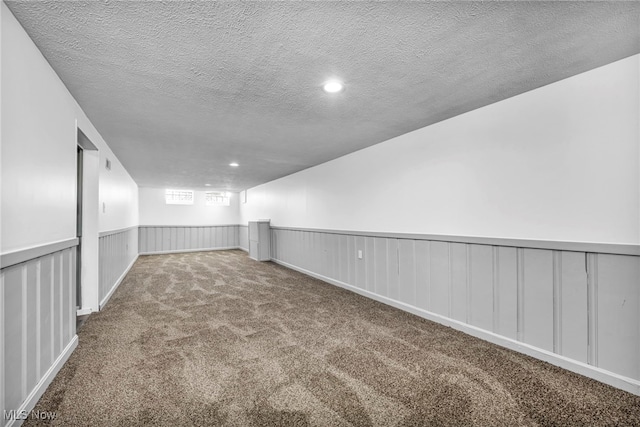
[{"left": 6, "top": 1, "right": 640, "bottom": 192}]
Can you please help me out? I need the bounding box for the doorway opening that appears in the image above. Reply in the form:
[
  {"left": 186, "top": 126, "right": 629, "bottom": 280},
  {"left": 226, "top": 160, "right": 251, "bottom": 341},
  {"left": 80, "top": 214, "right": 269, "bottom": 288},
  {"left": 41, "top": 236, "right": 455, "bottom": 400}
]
[
  {"left": 76, "top": 145, "right": 83, "bottom": 308},
  {"left": 76, "top": 127, "right": 99, "bottom": 320}
]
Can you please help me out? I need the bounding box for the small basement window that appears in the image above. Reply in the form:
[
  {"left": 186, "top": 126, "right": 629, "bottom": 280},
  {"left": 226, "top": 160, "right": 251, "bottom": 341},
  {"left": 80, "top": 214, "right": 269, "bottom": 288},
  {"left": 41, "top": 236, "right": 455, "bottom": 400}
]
[
  {"left": 205, "top": 191, "right": 230, "bottom": 206},
  {"left": 165, "top": 189, "right": 194, "bottom": 205}
]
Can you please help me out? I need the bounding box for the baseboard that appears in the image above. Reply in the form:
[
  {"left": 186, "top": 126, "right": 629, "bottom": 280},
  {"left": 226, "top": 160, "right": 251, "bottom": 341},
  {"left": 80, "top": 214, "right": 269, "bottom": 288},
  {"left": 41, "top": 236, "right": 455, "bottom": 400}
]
[
  {"left": 138, "top": 246, "right": 241, "bottom": 256},
  {"left": 271, "top": 258, "right": 640, "bottom": 396},
  {"left": 99, "top": 255, "right": 139, "bottom": 310},
  {"left": 5, "top": 335, "right": 78, "bottom": 427},
  {"left": 238, "top": 246, "right": 248, "bottom": 253}
]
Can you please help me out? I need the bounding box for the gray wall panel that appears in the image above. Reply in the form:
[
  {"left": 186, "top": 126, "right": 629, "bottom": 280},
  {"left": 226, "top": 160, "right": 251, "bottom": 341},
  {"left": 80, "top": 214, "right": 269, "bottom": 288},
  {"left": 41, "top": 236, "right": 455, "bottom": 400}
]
[
  {"left": 354, "top": 236, "right": 367, "bottom": 289},
  {"left": 308, "top": 232, "right": 315, "bottom": 273},
  {"left": 338, "top": 235, "right": 349, "bottom": 284},
  {"left": 318, "top": 233, "right": 327, "bottom": 277},
  {"left": 26, "top": 262, "right": 38, "bottom": 392},
  {"left": 347, "top": 235, "right": 356, "bottom": 286},
  {"left": 53, "top": 253, "right": 62, "bottom": 357},
  {"left": 330, "top": 233, "right": 339, "bottom": 280},
  {"left": 559, "top": 251, "right": 588, "bottom": 362},
  {"left": 62, "top": 250, "right": 72, "bottom": 345},
  {"left": 469, "top": 244, "right": 494, "bottom": 331},
  {"left": 496, "top": 247, "right": 518, "bottom": 339},
  {"left": 364, "top": 237, "right": 376, "bottom": 293},
  {"left": 268, "top": 226, "right": 640, "bottom": 386},
  {"left": 328, "top": 233, "right": 336, "bottom": 279},
  {"left": 139, "top": 225, "right": 242, "bottom": 255},
  {"left": 304, "top": 231, "right": 311, "bottom": 269},
  {"left": 40, "top": 256, "right": 52, "bottom": 372},
  {"left": 1, "top": 246, "right": 76, "bottom": 421},
  {"left": 148, "top": 227, "right": 156, "bottom": 252},
  {"left": 414, "top": 240, "right": 430, "bottom": 311},
  {"left": 156, "top": 228, "right": 164, "bottom": 252},
  {"left": 99, "top": 227, "right": 138, "bottom": 307},
  {"left": 429, "top": 241, "right": 449, "bottom": 316},
  {"left": 232, "top": 226, "right": 239, "bottom": 247},
  {"left": 214, "top": 227, "right": 222, "bottom": 248},
  {"left": 193, "top": 228, "right": 200, "bottom": 249},
  {"left": 386, "top": 239, "right": 399, "bottom": 301},
  {"left": 596, "top": 254, "right": 640, "bottom": 380},
  {"left": 300, "top": 231, "right": 308, "bottom": 270},
  {"left": 449, "top": 243, "right": 468, "bottom": 323},
  {"left": 4, "top": 265, "right": 23, "bottom": 409},
  {"left": 205, "top": 227, "right": 212, "bottom": 251},
  {"left": 177, "top": 228, "right": 185, "bottom": 250},
  {"left": 398, "top": 239, "right": 416, "bottom": 305},
  {"left": 374, "top": 238, "right": 388, "bottom": 297},
  {"left": 522, "top": 249, "right": 554, "bottom": 352},
  {"left": 222, "top": 227, "right": 229, "bottom": 248}
]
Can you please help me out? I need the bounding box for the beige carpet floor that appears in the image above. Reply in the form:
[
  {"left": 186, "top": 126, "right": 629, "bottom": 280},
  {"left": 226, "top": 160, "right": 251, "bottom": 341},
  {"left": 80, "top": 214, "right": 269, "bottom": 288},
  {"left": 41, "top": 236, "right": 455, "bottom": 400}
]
[{"left": 25, "top": 250, "right": 640, "bottom": 426}]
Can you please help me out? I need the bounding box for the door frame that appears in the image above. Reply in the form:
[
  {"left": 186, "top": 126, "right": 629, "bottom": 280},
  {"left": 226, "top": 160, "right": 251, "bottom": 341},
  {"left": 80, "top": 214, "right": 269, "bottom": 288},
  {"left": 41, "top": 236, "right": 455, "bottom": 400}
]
[{"left": 76, "top": 125, "right": 100, "bottom": 315}]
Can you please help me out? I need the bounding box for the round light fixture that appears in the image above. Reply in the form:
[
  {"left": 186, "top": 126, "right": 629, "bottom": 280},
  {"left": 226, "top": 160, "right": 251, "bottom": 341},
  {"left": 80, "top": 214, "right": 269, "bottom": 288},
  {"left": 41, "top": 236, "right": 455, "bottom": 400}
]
[
  {"left": 229, "top": 162, "right": 239, "bottom": 167},
  {"left": 322, "top": 80, "right": 344, "bottom": 93},
  {"left": 204, "top": 183, "right": 211, "bottom": 187}
]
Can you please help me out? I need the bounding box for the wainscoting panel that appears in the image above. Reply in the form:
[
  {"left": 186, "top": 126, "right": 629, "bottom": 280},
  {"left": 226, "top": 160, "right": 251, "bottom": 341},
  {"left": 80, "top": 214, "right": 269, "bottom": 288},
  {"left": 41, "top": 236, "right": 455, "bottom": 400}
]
[
  {"left": 138, "top": 225, "right": 239, "bottom": 255},
  {"left": 469, "top": 244, "right": 493, "bottom": 332},
  {"left": 449, "top": 243, "right": 468, "bottom": 323},
  {"left": 496, "top": 247, "right": 518, "bottom": 340},
  {"left": 429, "top": 241, "right": 449, "bottom": 317},
  {"left": 595, "top": 254, "right": 640, "bottom": 380},
  {"left": 398, "top": 239, "right": 416, "bottom": 305},
  {"left": 558, "top": 251, "right": 588, "bottom": 363},
  {"left": 269, "top": 227, "right": 640, "bottom": 393},
  {"left": 99, "top": 227, "right": 138, "bottom": 308},
  {"left": 239, "top": 225, "right": 249, "bottom": 252},
  {"left": 373, "top": 238, "right": 388, "bottom": 298},
  {"left": 522, "top": 248, "right": 554, "bottom": 352},
  {"left": 414, "top": 240, "right": 430, "bottom": 312},
  {"left": 1, "top": 244, "right": 76, "bottom": 424}
]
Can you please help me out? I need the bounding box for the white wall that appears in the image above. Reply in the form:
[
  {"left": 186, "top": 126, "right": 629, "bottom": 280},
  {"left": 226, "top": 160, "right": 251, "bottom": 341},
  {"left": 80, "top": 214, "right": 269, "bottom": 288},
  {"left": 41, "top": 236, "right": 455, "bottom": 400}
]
[
  {"left": 1, "top": 2, "right": 138, "bottom": 253},
  {"left": 139, "top": 187, "right": 240, "bottom": 226},
  {"left": 86, "top": 125, "right": 139, "bottom": 234},
  {"left": 241, "top": 54, "right": 640, "bottom": 245}
]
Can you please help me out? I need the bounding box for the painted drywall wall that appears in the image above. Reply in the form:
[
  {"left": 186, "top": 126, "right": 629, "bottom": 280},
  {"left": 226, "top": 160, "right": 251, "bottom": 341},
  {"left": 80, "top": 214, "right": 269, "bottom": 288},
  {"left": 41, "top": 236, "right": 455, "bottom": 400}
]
[
  {"left": 76, "top": 104, "right": 138, "bottom": 234},
  {"left": 1, "top": 1, "right": 138, "bottom": 254},
  {"left": 139, "top": 187, "right": 240, "bottom": 226},
  {"left": 241, "top": 54, "right": 640, "bottom": 245},
  {"left": 2, "top": 1, "right": 75, "bottom": 252}
]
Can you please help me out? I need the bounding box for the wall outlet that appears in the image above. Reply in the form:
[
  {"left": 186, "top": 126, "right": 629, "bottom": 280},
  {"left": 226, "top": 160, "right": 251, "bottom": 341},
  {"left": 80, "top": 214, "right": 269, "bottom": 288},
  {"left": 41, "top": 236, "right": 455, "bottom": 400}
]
[{"left": 358, "top": 250, "right": 363, "bottom": 259}]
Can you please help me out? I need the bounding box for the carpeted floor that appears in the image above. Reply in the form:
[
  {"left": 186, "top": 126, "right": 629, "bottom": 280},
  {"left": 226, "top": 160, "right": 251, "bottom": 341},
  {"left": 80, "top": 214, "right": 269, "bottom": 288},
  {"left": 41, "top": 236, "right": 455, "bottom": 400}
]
[{"left": 25, "top": 250, "right": 640, "bottom": 426}]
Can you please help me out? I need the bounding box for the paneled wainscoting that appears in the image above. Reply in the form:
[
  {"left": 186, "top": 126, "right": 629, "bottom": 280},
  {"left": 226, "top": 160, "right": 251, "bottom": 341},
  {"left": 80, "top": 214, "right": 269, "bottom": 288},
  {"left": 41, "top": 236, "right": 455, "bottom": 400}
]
[
  {"left": 270, "top": 227, "right": 640, "bottom": 395},
  {"left": 239, "top": 225, "right": 249, "bottom": 252},
  {"left": 0, "top": 240, "right": 79, "bottom": 427},
  {"left": 138, "top": 225, "right": 240, "bottom": 255},
  {"left": 98, "top": 227, "right": 138, "bottom": 310}
]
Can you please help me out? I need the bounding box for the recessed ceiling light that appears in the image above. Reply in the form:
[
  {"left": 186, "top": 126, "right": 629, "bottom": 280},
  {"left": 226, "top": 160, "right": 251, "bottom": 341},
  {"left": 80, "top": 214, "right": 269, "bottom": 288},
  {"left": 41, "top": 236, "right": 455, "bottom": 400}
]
[
  {"left": 229, "top": 162, "right": 239, "bottom": 167},
  {"left": 322, "top": 80, "right": 344, "bottom": 93}
]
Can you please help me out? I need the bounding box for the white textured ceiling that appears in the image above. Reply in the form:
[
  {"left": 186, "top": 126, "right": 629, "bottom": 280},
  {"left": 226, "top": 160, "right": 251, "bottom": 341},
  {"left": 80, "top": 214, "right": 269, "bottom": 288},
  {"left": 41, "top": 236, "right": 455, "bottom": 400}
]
[{"left": 6, "top": 1, "right": 640, "bottom": 191}]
